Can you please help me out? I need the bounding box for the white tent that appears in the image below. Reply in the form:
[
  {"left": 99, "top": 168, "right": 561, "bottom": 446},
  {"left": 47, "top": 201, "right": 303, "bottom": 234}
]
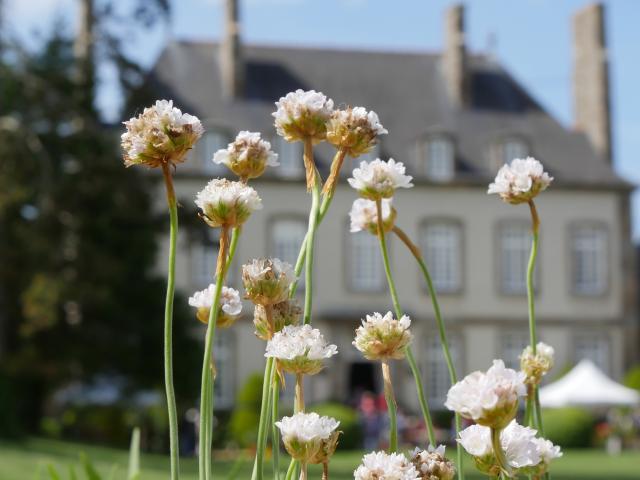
[{"left": 539, "top": 359, "right": 640, "bottom": 408}]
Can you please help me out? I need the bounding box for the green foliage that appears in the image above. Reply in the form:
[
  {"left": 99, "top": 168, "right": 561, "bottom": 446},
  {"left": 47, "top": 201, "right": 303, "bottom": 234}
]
[
  {"left": 228, "top": 374, "right": 264, "bottom": 447},
  {"left": 311, "top": 402, "right": 362, "bottom": 450},
  {"left": 623, "top": 364, "right": 640, "bottom": 391},
  {"left": 542, "top": 407, "right": 597, "bottom": 448}
]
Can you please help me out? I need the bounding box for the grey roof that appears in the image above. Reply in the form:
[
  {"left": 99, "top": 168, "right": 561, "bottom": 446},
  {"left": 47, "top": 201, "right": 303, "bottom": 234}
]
[{"left": 146, "top": 40, "right": 629, "bottom": 189}]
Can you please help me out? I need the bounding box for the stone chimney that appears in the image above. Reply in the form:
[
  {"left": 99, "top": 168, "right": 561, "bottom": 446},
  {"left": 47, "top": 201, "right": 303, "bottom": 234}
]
[
  {"left": 573, "top": 3, "right": 612, "bottom": 163},
  {"left": 220, "top": 0, "right": 244, "bottom": 99},
  {"left": 442, "top": 4, "right": 469, "bottom": 107}
]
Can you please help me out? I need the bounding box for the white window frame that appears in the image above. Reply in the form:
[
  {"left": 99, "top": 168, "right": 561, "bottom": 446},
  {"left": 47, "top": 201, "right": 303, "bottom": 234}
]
[
  {"left": 194, "top": 129, "right": 229, "bottom": 175},
  {"left": 425, "top": 333, "right": 462, "bottom": 405},
  {"left": 276, "top": 137, "right": 304, "bottom": 178},
  {"left": 574, "top": 332, "right": 610, "bottom": 374},
  {"left": 492, "top": 137, "right": 529, "bottom": 170},
  {"left": 348, "top": 230, "right": 385, "bottom": 292},
  {"left": 271, "top": 217, "right": 307, "bottom": 288},
  {"left": 498, "top": 222, "right": 533, "bottom": 295},
  {"left": 570, "top": 225, "right": 608, "bottom": 296},
  {"left": 420, "top": 220, "right": 462, "bottom": 294},
  {"left": 423, "top": 136, "right": 454, "bottom": 182},
  {"left": 500, "top": 331, "right": 530, "bottom": 370}
]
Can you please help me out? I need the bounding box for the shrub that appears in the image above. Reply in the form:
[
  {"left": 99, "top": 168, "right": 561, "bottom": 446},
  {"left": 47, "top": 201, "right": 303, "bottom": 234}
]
[
  {"left": 623, "top": 365, "right": 640, "bottom": 391},
  {"left": 542, "top": 407, "right": 596, "bottom": 448},
  {"left": 229, "top": 374, "right": 263, "bottom": 447},
  {"left": 311, "top": 402, "right": 362, "bottom": 450},
  {"left": 0, "top": 374, "right": 22, "bottom": 438}
]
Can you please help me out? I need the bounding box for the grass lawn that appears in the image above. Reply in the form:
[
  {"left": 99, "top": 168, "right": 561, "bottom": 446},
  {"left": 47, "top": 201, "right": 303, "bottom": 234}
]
[{"left": 1, "top": 438, "right": 639, "bottom": 479}]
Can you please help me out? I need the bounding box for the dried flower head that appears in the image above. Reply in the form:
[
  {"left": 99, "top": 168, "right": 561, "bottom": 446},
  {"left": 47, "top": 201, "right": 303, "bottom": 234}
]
[
  {"left": 348, "top": 158, "right": 413, "bottom": 200},
  {"left": 354, "top": 451, "right": 420, "bottom": 480},
  {"left": 326, "top": 106, "right": 387, "bottom": 157},
  {"left": 488, "top": 157, "right": 553, "bottom": 204},
  {"left": 195, "top": 178, "right": 262, "bottom": 228},
  {"left": 349, "top": 198, "right": 396, "bottom": 235},
  {"left": 520, "top": 342, "right": 555, "bottom": 386},
  {"left": 272, "top": 89, "right": 334, "bottom": 143},
  {"left": 309, "top": 429, "right": 342, "bottom": 465},
  {"left": 188, "top": 284, "right": 242, "bottom": 328},
  {"left": 445, "top": 359, "right": 526, "bottom": 429},
  {"left": 242, "top": 258, "right": 296, "bottom": 306},
  {"left": 353, "top": 312, "right": 412, "bottom": 361},
  {"left": 253, "top": 299, "right": 302, "bottom": 341},
  {"left": 410, "top": 445, "right": 456, "bottom": 480},
  {"left": 275, "top": 412, "right": 340, "bottom": 463},
  {"left": 213, "top": 131, "right": 279, "bottom": 180},
  {"left": 121, "top": 99, "right": 203, "bottom": 168},
  {"left": 265, "top": 324, "right": 338, "bottom": 375}
]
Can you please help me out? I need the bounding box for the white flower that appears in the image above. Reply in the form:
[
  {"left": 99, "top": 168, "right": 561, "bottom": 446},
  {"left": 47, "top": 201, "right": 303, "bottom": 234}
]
[
  {"left": 348, "top": 158, "right": 413, "bottom": 200},
  {"left": 533, "top": 437, "right": 563, "bottom": 466},
  {"left": 265, "top": 324, "right": 338, "bottom": 375},
  {"left": 242, "top": 258, "right": 296, "bottom": 306},
  {"left": 410, "top": 445, "right": 456, "bottom": 480},
  {"left": 213, "top": 131, "right": 279, "bottom": 180},
  {"left": 488, "top": 157, "right": 553, "bottom": 204},
  {"left": 353, "top": 312, "right": 412, "bottom": 361},
  {"left": 121, "top": 99, "right": 203, "bottom": 168},
  {"left": 272, "top": 89, "right": 334, "bottom": 142},
  {"left": 457, "top": 424, "right": 492, "bottom": 458},
  {"left": 445, "top": 359, "right": 526, "bottom": 428},
  {"left": 520, "top": 342, "right": 555, "bottom": 385},
  {"left": 276, "top": 412, "right": 340, "bottom": 463},
  {"left": 188, "top": 284, "right": 242, "bottom": 328},
  {"left": 349, "top": 198, "right": 396, "bottom": 235},
  {"left": 195, "top": 178, "right": 262, "bottom": 228},
  {"left": 354, "top": 451, "right": 420, "bottom": 480},
  {"left": 326, "top": 106, "right": 387, "bottom": 157},
  {"left": 501, "top": 421, "right": 541, "bottom": 469}
]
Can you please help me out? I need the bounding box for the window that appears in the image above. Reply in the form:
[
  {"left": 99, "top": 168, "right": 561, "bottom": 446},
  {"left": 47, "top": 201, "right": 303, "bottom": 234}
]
[
  {"left": 501, "top": 331, "right": 530, "bottom": 369},
  {"left": 195, "top": 130, "right": 229, "bottom": 174},
  {"left": 426, "top": 334, "right": 461, "bottom": 404},
  {"left": 272, "top": 218, "right": 307, "bottom": 287},
  {"left": 575, "top": 333, "right": 610, "bottom": 374},
  {"left": 191, "top": 229, "right": 235, "bottom": 287},
  {"left": 423, "top": 137, "right": 454, "bottom": 181},
  {"left": 349, "top": 231, "right": 385, "bottom": 292},
  {"left": 213, "top": 331, "right": 234, "bottom": 408},
  {"left": 499, "top": 223, "right": 532, "bottom": 294},
  {"left": 571, "top": 226, "right": 608, "bottom": 295},
  {"left": 276, "top": 137, "right": 304, "bottom": 178},
  {"left": 502, "top": 138, "right": 529, "bottom": 164},
  {"left": 420, "top": 222, "right": 462, "bottom": 293}
]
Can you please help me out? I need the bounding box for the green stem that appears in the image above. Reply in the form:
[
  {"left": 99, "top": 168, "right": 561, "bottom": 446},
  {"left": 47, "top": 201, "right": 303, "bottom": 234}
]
[
  {"left": 381, "top": 361, "right": 398, "bottom": 452},
  {"left": 161, "top": 164, "right": 180, "bottom": 480},
  {"left": 490, "top": 428, "right": 513, "bottom": 478},
  {"left": 295, "top": 373, "right": 305, "bottom": 413},
  {"left": 303, "top": 175, "right": 321, "bottom": 324},
  {"left": 271, "top": 376, "right": 281, "bottom": 480},
  {"left": 252, "top": 357, "right": 275, "bottom": 480},
  {"left": 404, "top": 347, "right": 436, "bottom": 445},
  {"left": 284, "top": 460, "right": 297, "bottom": 480},
  {"left": 392, "top": 225, "right": 464, "bottom": 479}
]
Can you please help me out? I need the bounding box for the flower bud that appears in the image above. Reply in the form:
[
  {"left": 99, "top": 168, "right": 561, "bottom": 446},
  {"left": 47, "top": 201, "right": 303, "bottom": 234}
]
[
  {"left": 410, "top": 445, "right": 456, "bottom": 480},
  {"left": 272, "top": 89, "right": 334, "bottom": 143},
  {"left": 348, "top": 158, "right": 413, "bottom": 200},
  {"left": 253, "top": 299, "right": 302, "bottom": 341},
  {"left": 213, "top": 131, "right": 279, "bottom": 180},
  {"left": 242, "top": 258, "right": 296, "bottom": 306},
  {"left": 520, "top": 342, "right": 554, "bottom": 385},
  {"left": 353, "top": 312, "right": 412, "bottom": 361},
  {"left": 349, "top": 198, "right": 396, "bottom": 235},
  {"left": 195, "top": 179, "right": 262, "bottom": 228},
  {"left": 326, "top": 106, "right": 387, "bottom": 158},
  {"left": 188, "top": 284, "right": 242, "bottom": 328},
  {"left": 275, "top": 412, "right": 340, "bottom": 464},
  {"left": 488, "top": 157, "right": 553, "bottom": 205}
]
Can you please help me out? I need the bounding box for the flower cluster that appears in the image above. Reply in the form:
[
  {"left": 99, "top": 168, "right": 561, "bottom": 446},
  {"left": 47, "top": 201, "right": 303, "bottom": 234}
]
[
  {"left": 353, "top": 312, "right": 412, "bottom": 361},
  {"left": 195, "top": 179, "right": 262, "bottom": 228},
  {"left": 273, "top": 89, "right": 335, "bottom": 143},
  {"left": 213, "top": 131, "right": 279, "bottom": 180},
  {"left": 121, "top": 100, "right": 204, "bottom": 168},
  {"left": 242, "top": 258, "right": 296, "bottom": 306},
  {"left": 445, "top": 359, "right": 526, "bottom": 429},
  {"left": 326, "top": 106, "right": 387, "bottom": 157},
  {"left": 275, "top": 412, "right": 340, "bottom": 464},
  {"left": 488, "top": 157, "right": 553, "bottom": 204},
  {"left": 188, "top": 284, "right": 242, "bottom": 328},
  {"left": 348, "top": 158, "right": 413, "bottom": 200},
  {"left": 253, "top": 299, "right": 301, "bottom": 341},
  {"left": 410, "top": 445, "right": 456, "bottom": 480},
  {"left": 349, "top": 198, "right": 396, "bottom": 235},
  {"left": 458, "top": 421, "right": 562, "bottom": 477},
  {"left": 265, "top": 324, "right": 338, "bottom": 375},
  {"left": 520, "top": 342, "right": 555, "bottom": 386},
  {"left": 354, "top": 451, "right": 420, "bottom": 480}
]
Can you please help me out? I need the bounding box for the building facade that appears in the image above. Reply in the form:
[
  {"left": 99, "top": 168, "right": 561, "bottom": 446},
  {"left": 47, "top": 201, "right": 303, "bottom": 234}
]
[{"left": 144, "top": 2, "right": 636, "bottom": 411}]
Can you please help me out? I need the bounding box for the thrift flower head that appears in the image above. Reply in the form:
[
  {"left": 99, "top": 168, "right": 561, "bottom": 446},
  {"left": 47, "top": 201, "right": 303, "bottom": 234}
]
[
  {"left": 410, "top": 445, "right": 456, "bottom": 480},
  {"left": 326, "top": 106, "right": 387, "bottom": 157},
  {"left": 242, "top": 258, "right": 296, "bottom": 306},
  {"left": 275, "top": 412, "right": 340, "bottom": 463},
  {"left": 520, "top": 342, "right": 555, "bottom": 385},
  {"left": 349, "top": 198, "right": 396, "bottom": 235},
  {"left": 273, "top": 89, "right": 334, "bottom": 143},
  {"left": 265, "top": 324, "right": 338, "bottom": 375},
  {"left": 188, "top": 284, "right": 242, "bottom": 328},
  {"left": 348, "top": 158, "right": 413, "bottom": 200},
  {"left": 213, "top": 130, "right": 279, "bottom": 180},
  {"left": 121, "top": 99, "right": 203, "bottom": 168},
  {"left": 353, "top": 312, "right": 412, "bottom": 361},
  {"left": 354, "top": 451, "right": 420, "bottom": 480},
  {"left": 488, "top": 157, "right": 553, "bottom": 204},
  {"left": 253, "top": 299, "right": 302, "bottom": 341},
  {"left": 195, "top": 178, "right": 262, "bottom": 228},
  {"left": 445, "top": 359, "right": 526, "bottom": 429}
]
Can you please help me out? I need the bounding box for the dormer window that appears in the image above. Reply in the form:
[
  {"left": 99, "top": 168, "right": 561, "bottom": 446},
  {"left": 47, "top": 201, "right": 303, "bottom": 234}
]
[
  {"left": 276, "top": 137, "right": 304, "bottom": 178},
  {"left": 423, "top": 136, "right": 454, "bottom": 181},
  {"left": 502, "top": 138, "right": 529, "bottom": 163},
  {"left": 195, "top": 129, "right": 229, "bottom": 174}
]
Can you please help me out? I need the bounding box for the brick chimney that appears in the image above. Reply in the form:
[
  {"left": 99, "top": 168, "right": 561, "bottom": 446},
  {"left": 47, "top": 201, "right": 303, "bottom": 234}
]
[
  {"left": 573, "top": 3, "right": 612, "bottom": 163},
  {"left": 442, "top": 4, "right": 469, "bottom": 107},
  {"left": 220, "top": 0, "right": 244, "bottom": 99}
]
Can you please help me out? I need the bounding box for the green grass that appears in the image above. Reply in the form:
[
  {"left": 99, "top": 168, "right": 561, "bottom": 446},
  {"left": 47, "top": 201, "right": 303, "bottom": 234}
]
[{"left": 1, "top": 438, "right": 639, "bottom": 479}]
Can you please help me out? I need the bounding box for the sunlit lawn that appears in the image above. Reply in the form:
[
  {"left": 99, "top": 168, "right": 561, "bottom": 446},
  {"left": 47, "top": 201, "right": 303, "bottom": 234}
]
[{"left": 1, "top": 438, "right": 640, "bottom": 479}]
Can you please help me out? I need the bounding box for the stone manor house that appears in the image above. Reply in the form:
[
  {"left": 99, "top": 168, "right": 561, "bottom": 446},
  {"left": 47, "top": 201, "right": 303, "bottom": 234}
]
[{"left": 143, "top": 2, "right": 636, "bottom": 412}]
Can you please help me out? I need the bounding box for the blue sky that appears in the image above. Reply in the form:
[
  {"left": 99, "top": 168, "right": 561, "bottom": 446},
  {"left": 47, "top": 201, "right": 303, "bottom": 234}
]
[{"left": 6, "top": 0, "right": 640, "bottom": 238}]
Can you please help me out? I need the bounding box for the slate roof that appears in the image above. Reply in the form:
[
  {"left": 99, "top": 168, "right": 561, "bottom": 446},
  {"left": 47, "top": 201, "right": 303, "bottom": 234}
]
[{"left": 145, "top": 40, "right": 629, "bottom": 189}]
